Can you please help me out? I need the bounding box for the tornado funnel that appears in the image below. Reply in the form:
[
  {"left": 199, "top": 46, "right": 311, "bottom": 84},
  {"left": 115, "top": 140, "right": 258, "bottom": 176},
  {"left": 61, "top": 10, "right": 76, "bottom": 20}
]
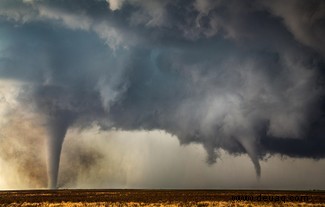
[{"left": 46, "top": 112, "right": 74, "bottom": 189}]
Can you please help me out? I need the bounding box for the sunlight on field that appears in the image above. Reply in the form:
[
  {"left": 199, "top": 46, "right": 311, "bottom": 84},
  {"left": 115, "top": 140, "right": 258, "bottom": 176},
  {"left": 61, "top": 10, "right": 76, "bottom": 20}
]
[
  {"left": 0, "top": 189, "right": 323, "bottom": 207},
  {"left": 2, "top": 201, "right": 324, "bottom": 207}
]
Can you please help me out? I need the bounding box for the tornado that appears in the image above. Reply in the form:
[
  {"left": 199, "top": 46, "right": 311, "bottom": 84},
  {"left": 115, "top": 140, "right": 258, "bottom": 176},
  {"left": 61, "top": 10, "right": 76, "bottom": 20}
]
[
  {"left": 35, "top": 85, "right": 77, "bottom": 189},
  {"left": 46, "top": 115, "right": 71, "bottom": 189}
]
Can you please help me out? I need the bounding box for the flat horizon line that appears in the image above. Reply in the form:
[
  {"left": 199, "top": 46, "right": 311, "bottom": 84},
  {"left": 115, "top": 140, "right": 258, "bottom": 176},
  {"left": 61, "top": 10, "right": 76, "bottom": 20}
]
[{"left": 1, "top": 188, "right": 324, "bottom": 192}]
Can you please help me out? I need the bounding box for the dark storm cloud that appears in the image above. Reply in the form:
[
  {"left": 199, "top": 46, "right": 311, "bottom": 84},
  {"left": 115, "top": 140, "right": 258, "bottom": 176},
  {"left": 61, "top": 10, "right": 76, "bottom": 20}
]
[{"left": 0, "top": 0, "right": 325, "bottom": 187}]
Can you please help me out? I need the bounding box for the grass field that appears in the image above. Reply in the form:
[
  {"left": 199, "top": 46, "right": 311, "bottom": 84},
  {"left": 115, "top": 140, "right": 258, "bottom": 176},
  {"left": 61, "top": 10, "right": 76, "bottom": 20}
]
[{"left": 0, "top": 190, "right": 324, "bottom": 206}]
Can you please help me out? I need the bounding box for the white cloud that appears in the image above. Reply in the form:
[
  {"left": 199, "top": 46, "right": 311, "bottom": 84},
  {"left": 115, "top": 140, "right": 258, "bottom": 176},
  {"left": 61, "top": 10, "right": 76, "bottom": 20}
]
[
  {"left": 38, "top": 5, "right": 92, "bottom": 31},
  {"left": 106, "top": 0, "right": 125, "bottom": 11},
  {"left": 0, "top": 1, "right": 128, "bottom": 49},
  {"left": 0, "top": 80, "right": 22, "bottom": 125}
]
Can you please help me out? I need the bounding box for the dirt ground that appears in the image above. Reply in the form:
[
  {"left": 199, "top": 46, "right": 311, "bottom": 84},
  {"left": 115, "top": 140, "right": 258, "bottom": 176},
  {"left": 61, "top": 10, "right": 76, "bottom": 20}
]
[{"left": 0, "top": 189, "right": 324, "bottom": 206}]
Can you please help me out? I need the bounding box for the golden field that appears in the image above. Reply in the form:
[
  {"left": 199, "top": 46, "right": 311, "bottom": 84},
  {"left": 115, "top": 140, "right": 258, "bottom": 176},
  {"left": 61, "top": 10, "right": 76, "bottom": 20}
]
[{"left": 0, "top": 190, "right": 324, "bottom": 207}]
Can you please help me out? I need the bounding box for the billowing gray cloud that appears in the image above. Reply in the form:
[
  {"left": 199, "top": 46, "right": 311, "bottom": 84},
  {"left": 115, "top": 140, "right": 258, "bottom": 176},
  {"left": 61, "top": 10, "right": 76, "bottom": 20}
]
[
  {"left": 0, "top": 0, "right": 325, "bottom": 188},
  {"left": 262, "top": 0, "right": 325, "bottom": 56}
]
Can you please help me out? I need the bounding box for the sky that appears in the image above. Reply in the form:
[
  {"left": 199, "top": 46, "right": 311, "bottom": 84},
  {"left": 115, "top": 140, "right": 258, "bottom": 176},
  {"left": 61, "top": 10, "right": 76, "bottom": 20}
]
[{"left": 0, "top": 0, "right": 325, "bottom": 190}]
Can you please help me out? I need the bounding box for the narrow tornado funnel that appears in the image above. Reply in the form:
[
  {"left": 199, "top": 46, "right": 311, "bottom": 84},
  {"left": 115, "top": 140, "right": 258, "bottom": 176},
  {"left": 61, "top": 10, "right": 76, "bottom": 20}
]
[
  {"left": 46, "top": 112, "right": 74, "bottom": 189},
  {"left": 35, "top": 85, "right": 77, "bottom": 189}
]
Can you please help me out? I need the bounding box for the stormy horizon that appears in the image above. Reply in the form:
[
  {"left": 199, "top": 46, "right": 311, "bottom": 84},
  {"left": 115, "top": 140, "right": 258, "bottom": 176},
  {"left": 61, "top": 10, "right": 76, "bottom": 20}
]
[{"left": 0, "top": 0, "right": 325, "bottom": 190}]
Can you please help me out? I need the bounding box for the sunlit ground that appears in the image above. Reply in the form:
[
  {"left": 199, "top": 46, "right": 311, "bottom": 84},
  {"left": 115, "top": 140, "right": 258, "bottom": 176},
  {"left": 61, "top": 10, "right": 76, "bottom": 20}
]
[{"left": 0, "top": 190, "right": 324, "bottom": 207}]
